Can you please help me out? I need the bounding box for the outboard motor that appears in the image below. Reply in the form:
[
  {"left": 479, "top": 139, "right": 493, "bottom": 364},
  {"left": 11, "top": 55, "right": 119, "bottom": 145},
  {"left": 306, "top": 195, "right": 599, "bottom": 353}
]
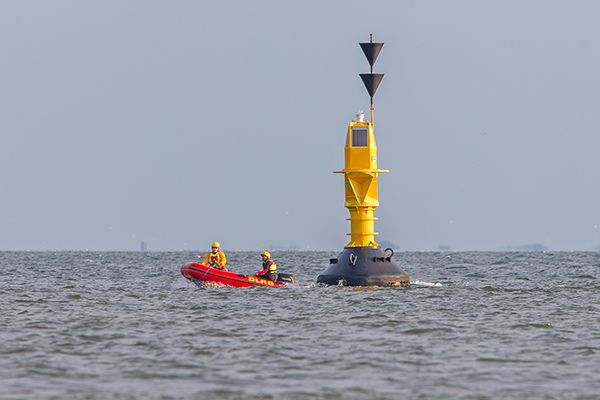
[{"left": 276, "top": 273, "right": 296, "bottom": 284}]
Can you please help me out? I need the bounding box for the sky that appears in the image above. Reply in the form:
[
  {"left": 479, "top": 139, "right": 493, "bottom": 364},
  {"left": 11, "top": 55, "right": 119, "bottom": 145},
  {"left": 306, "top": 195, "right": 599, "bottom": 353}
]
[{"left": 1, "top": 1, "right": 600, "bottom": 251}]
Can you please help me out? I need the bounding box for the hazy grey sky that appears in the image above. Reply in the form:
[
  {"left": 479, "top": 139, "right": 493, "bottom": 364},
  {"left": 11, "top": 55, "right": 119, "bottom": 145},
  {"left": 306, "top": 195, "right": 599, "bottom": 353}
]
[{"left": 1, "top": 1, "right": 599, "bottom": 251}]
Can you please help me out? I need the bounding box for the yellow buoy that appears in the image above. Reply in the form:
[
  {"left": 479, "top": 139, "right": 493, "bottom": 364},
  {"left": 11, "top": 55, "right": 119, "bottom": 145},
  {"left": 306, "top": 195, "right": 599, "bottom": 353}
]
[
  {"left": 335, "top": 114, "right": 389, "bottom": 248},
  {"left": 317, "top": 34, "right": 409, "bottom": 287}
]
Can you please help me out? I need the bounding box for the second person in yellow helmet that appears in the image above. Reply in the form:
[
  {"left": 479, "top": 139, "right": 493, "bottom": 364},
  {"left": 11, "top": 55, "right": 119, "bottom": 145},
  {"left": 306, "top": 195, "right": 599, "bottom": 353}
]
[
  {"left": 201, "top": 242, "right": 227, "bottom": 270},
  {"left": 255, "top": 251, "right": 277, "bottom": 281}
]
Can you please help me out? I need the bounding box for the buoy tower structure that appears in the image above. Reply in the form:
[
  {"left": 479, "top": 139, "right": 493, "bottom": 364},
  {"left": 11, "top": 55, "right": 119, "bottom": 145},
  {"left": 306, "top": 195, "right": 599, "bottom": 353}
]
[{"left": 317, "top": 35, "right": 410, "bottom": 287}]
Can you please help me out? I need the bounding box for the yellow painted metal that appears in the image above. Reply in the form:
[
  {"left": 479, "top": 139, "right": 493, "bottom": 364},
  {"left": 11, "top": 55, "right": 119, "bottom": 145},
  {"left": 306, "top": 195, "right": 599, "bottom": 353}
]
[{"left": 334, "top": 119, "right": 389, "bottom": 247}]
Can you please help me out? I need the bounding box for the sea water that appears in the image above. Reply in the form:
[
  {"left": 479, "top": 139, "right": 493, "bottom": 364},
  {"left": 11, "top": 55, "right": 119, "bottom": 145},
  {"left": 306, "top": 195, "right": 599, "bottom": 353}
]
[{"left": 1, "top": 251, "right": 599, "bottom": 399}]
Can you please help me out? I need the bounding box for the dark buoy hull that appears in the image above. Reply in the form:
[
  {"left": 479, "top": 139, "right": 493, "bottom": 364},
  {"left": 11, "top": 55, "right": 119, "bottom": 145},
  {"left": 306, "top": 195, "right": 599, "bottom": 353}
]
[{"left": 317, "top": 247, "right": 409, "bottom": 287}]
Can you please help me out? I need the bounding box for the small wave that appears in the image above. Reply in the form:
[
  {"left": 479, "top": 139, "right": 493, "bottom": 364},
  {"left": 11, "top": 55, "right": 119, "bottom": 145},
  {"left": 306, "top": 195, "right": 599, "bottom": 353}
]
[
  {"left": 511, "top": 322, "right": 553, "bottom": 330},
  {"left": 482, "top": 285, "right": 524, "bottom": 292},
  {"left": 411, "top": 279, "right": 442, "bottom": 287},
  {"left": 402, "top": 327, "right": 453, "bottom": 335},
  {"left": 171, "top": 277, "right": 192, "bottom": 289},
  {"left": 569, "top": 274, "right": 596, "bottom": 279},
  {"left": 477, "top": 357, "right": 538, "bottom": 364}
]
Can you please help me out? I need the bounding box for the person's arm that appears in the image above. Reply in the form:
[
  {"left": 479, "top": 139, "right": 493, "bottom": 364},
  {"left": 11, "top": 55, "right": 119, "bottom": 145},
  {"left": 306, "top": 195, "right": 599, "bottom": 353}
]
[
  {"left": 202, "top": 253, "right": 210, "bottom": 265},
  {"left": 220, "top": 252, "right": 227, "bottom": 267},
  {"left": 255, "top": 268, "right": 268, "bottom": 275}
]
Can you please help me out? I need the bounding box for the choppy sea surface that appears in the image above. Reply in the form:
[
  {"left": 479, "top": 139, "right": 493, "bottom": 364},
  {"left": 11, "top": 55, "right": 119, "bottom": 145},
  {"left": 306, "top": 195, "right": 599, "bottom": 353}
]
[{"left": 1, "top": 251, "right": 599, "bottom": 400}]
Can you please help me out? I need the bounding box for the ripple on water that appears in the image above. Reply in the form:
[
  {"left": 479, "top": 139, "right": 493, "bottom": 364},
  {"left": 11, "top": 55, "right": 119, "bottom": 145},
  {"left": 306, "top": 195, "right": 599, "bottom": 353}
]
[{"left": 1, "top": 250, "right": 600, "bottom": 399}]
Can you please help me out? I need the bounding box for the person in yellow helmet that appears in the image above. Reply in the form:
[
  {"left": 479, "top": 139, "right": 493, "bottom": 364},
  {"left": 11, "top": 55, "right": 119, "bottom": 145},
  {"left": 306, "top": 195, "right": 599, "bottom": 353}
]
[
  {"left": 255, "top": 251, "right": 277, "bottom": 281},
  {"left": 201, "top": 242, "right": 227, "bottom": 270}
]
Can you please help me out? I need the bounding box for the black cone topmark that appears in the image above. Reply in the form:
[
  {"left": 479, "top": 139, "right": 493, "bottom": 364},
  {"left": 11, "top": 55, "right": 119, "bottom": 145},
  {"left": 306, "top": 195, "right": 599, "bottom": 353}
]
[
  {"left": 359, "top": 73, "right": 385, "bottom": 98},
  {"left": 359, "top": 42, "right": 384, "bottom": 67}
]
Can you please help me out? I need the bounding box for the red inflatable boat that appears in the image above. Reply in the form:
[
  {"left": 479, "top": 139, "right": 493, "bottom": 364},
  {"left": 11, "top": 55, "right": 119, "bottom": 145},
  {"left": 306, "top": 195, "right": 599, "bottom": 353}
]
[{"left": 181, "top": 262, "right": 296, "bottom": 288}]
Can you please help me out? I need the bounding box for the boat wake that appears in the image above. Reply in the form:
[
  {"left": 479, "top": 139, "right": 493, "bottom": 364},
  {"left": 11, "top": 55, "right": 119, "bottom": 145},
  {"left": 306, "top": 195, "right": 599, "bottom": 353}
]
[{"left": 197, "top": 281, "right": 228, "bottom": 288}]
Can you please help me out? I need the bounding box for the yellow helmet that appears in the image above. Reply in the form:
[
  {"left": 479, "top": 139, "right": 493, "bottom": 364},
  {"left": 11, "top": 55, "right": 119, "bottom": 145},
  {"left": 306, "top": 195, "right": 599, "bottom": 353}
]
[
  {"left": 211, "top": 242, "right": 220, "bottom": 248},
  {"left": 261, "top": 251, "right": 271, "bottom": 259}
]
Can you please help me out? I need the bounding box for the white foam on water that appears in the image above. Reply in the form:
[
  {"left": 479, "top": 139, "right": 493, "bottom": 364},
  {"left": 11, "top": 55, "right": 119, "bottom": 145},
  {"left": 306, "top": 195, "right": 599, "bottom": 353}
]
[{"left": 411, "top": 279, "right": 442, "bottom": 287}]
